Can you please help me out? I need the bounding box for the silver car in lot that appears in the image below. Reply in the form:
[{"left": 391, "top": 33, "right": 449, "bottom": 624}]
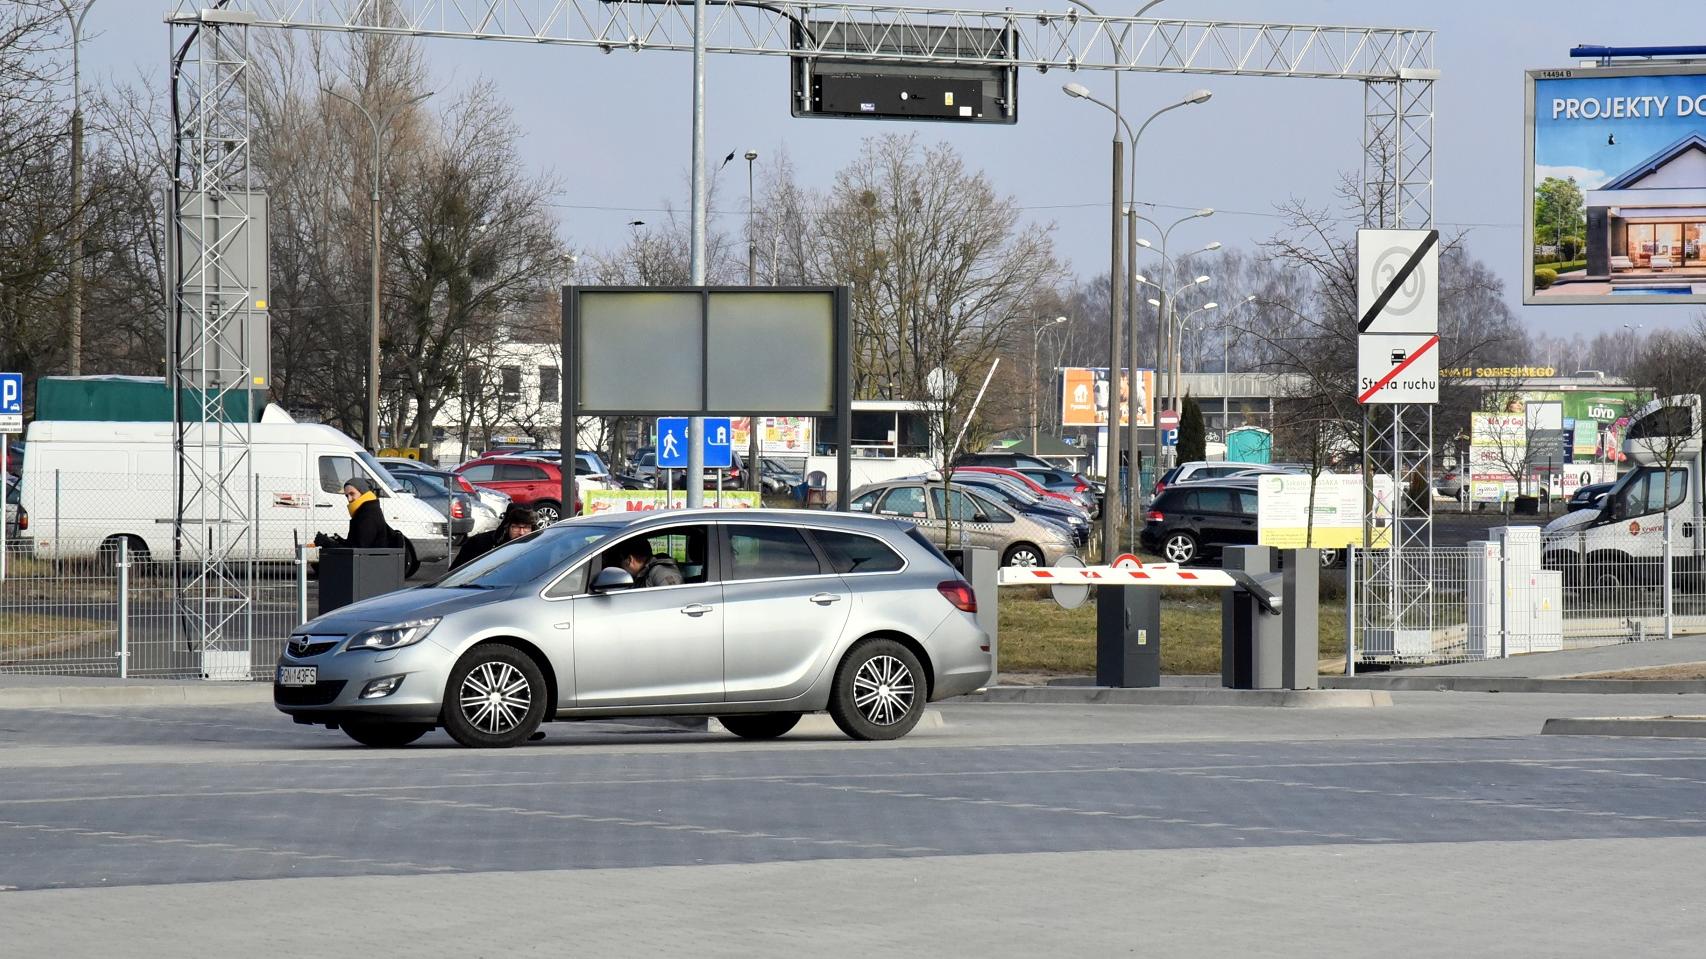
[
  {"left": 848, "top": 478, "right": 1079, "bottom": 568},
  {"left": 275, "top": 508, "right": 992, "bottom": 747}
]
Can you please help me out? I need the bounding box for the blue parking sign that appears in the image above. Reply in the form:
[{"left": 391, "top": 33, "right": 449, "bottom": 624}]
[
  {"left": 0, "top": 372, "right": 22, "bottom": 433},
  {"left": 701, "top": 417, "right": 732, "bottom": 470},
  {"left": 1161, "top": 428, "right": 1178, "bottom": 447},
  {"left": 657, "top": 417, "right": 689, "bottom": 468}
]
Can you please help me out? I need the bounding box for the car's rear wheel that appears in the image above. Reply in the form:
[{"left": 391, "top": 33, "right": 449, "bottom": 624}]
[
  {"left": 719, "top": 713, "right": 802, "bottom": 739},
  {"left": 1003, "top": 542, "right": 1045, "bottom": 567},
  {"left": 1162, "top": 531, "right": 1198, "bottom": 565},
  {"left": 1318, "top": 548, "right": 1341, "bottom": 569},
  {"left": 441, "top": 644, "right": 547, "bottom": 748},
  {"left": 532, "top": 500, "right": 562, "bottom": 524},
  {"left": 342, "top": 722, "right": 432, "bottom": 748},
  {"left": 828, "top": 639, "right": 926, "bottom": 741}
]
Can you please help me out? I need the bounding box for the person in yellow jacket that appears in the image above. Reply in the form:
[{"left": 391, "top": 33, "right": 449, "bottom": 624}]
[{"left": 314, "top": 477, "right": 395, "bottom": 550}]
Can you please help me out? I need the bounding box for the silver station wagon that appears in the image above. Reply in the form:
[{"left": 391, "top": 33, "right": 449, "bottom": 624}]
[{"left": 275, "top": 509, "right": 992, "bottom": 747}]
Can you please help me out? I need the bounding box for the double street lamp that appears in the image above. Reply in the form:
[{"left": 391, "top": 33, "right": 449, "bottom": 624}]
[
  {"left": 323, "top": 86, "right": 435, "bottom": 452},
  {"left": 1030, "top": 316, "right": 1069, "bottom": 454},
  {"left": 1062, "top": 81, "right": 1212, "bottom": 557}
]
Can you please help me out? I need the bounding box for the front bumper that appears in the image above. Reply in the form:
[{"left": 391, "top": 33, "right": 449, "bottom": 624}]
[{"left": 273, "top": 638, "right": 452, "bottom": 723}]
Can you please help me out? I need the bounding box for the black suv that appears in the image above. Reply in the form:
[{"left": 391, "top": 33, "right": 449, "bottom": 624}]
[{"left": 1140, "top": 480, "right": 1259, "bottom": 565}]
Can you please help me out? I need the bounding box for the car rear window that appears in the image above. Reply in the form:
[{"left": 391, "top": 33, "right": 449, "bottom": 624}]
[
  {"left": 812, "top": 529, "right": 904, "bottom": 574},
  {"left": 461, "top": 464, "right": 496, "bottom": 482},
  {"left": 1194, "top": 489, "right": 1237, "bottom": 512},
  {"left": 904, "top": 526, "right": 953, "bottom": 567},
  {"left": 1153, "top": 490, "right": 1188, "bottom": 511},
  {"left": 728, "top": 525, "right": 823, "bottom": 580}
]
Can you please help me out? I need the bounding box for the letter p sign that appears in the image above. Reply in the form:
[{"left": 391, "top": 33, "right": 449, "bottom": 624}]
[{"left": 0, "top": 372, "right": 23, "bottom": 432}]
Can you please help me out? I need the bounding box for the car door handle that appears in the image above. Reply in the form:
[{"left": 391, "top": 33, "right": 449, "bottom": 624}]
[
  {"left": 680, "top": 603, "right": 713, "bottom": 617},
  {"left": 809, "top": 592, "right": 843, "bottom": 605},
  {"left": 552, "top": 622, "right": 571, "bottom": 631}
]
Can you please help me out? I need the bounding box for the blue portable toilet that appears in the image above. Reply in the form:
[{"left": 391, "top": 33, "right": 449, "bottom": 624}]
[{"left": 1226, "top": 427, "right": 1272, "bottom": 464}]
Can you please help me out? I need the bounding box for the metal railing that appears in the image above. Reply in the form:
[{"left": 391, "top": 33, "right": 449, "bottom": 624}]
[{"left": 1347, "top": 529, "right": 1702, "bottom": 668}]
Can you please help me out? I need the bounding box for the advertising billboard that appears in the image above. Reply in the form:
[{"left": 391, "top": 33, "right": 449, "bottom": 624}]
[
  {"left": 1059, "top": 367, "right": 1157, "bottom": 428},
  {"left": 1525, "top": 64, "right": 1706, "bottom": 304}
]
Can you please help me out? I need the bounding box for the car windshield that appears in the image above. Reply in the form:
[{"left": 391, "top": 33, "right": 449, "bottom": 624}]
[{"left": 437, "top": 523, "right": 621, "bottom": 589}]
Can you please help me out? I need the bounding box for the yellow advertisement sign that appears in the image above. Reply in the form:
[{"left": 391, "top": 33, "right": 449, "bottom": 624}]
[{"left": 583, "top": 489, "right": 762, "bottom": 516}]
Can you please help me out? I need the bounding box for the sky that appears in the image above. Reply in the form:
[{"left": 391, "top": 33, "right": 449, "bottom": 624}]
[{"left": 81, "top": 1, "right": 1706, "bottom": 344}]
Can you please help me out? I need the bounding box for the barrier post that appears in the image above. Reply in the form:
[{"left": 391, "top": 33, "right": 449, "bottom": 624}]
[
  {"left": 1282, "top": 549, "right": 1320, "bottom": 689},
  {"left": 1096, "top": 584, "right": 1162, "bottom": 688}
]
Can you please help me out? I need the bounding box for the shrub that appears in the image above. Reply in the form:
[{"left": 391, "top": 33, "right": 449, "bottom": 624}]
[{"left": 1534, "top": 267, "right": 1558, "bottom": 289}]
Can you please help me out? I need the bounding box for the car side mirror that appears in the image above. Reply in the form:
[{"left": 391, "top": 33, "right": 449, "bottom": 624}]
[{"left": 590, "top": 566, "right": 635, "bottom": 593}]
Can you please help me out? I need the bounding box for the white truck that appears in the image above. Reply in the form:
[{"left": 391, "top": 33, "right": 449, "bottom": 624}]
[
  {"left": 1542, "top": 394, "right": 1699, "bottom": 588},
  {"left": 17, "top": 419, "right": 450, "bottom": 566}
]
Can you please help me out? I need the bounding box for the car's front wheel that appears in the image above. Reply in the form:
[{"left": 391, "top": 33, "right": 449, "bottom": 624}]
[
  {"left": 532, "top": 500, "right": 562, "bottom": 524},
  {"left": 719, "top": 713, "right": 802, "bottom": 739},
  {"left": 1003, "top": 542, "right": 1045, "bottom": 567},
  {"left": 342, "top": 722, "right": 432, "bottom": 748},
  {"left": 1162, "top": 531, "right": 1198, "bottom": 565},
  {"left": 441, "top": 644, "right": 547, "bottom": 748},
  {"left": 828, "top": 639, "right": 926, "bottom": 741}
]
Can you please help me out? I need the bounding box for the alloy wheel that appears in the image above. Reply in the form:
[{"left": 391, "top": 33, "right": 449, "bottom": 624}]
[
  {"left": 1164, "top": 535, "right": 1196, "bottom": 564},
  {"left": 459, "top": 660, "right": 533, "bottom": 735},
  {"left": 852, "top": 654, "right": 915, "bottom": 727}
]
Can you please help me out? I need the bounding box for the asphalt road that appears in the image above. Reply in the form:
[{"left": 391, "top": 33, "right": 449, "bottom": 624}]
[{"left": 5, "top": 695, "right": 1706, "bottom": 955}]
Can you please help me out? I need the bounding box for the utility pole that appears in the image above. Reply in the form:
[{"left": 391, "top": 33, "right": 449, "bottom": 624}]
[
  {"left": 687, "top": 0, "right": 708, "bottom": 508},
  {"left": 745, "top": 149, "right": 761, "bottom": 493}
]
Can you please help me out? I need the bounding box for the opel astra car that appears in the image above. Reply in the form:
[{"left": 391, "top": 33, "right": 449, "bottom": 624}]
[{"left": 275, "top": 509, "right": 992, "bottom": 747}]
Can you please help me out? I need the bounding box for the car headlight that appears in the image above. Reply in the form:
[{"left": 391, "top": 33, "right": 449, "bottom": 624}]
[{"left": 343, "top": 617, "right": 440, "bottom": 652}]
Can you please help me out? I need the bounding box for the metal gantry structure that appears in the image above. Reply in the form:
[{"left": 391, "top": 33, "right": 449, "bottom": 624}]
[
  {"left": 169, "top": 13, "right": 261, "bottom": 676},
  {"left": 166, "top": 1, "right": 1436, "bottom": 660}
]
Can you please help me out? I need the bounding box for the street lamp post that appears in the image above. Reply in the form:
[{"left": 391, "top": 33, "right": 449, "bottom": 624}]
[
  {"left": 324, "top": 86, "right": 434, "bottom": 452},
  {"left": 1064, "top": 83, "right": 1212, "bottom": 557},
  {"left": 1218, "top": 294, "right": 1257, "bottom": 439},
  {"left": 1134, "top": 215, "right": 1217, "bottom": 475},
  {"left": 57, "top": 0, "right": 97, "bottom": 376},
  {"left": 1031, "top": 316, "right": 1068, "bottom": 455}
]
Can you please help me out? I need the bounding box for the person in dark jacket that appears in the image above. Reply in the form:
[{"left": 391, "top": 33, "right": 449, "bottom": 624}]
[
  {"left": 451, "top": 506, "right": 537, "bottom": 569},
  {"left": 614, "top": 538, "right": 685, "bottom": 587},
  {"left": 314, "top": 477, "right": 395, "bottom": 550}
]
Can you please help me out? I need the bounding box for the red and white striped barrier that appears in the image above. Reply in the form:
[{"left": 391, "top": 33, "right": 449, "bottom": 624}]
[{"left": 998, "top": 563, "right": 1237, "bottom": 588}]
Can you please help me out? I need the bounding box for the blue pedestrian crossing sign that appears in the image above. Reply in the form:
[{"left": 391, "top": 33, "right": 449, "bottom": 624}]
[
  {"left": 657, "top": 417, "right": 690, "bottom": 468},
  {"left": 702, "top": 417, "right": 733, "bottom": 470},
  {"left": 0, "top": 372, "right": 22, "bottom": 433}
]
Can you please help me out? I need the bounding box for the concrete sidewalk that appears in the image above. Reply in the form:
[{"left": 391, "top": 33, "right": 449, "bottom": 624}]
[
  {"left": 0, "top": 674, "right": 272, "bottom": 708},
  {"left": 1392, "top": 636, "right": 1706, "bottom": 679}
]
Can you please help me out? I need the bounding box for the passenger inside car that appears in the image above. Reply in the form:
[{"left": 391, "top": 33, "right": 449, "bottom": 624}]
[{"left": 598, "top": 524, "right": 710, "bottom": 585}]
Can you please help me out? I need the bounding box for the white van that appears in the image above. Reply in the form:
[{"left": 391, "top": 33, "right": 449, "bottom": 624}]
[
  {"left": 18, "top": 419, "right": 449, "bottom": 566},
  {"left": 1542, "top": 395, "right": 1700, "bottom": 587}
]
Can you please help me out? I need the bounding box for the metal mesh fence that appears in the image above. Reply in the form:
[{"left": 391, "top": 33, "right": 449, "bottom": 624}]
[
  {"left": 1, "top": 470, "right": 451, "bottom": 680},
  {"left": 1349, "top": 528, "right": 1706, "bottom": 668}
]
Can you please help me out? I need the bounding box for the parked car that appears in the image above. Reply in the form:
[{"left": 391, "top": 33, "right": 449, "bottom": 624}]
[
  {"left": 393, "top": 471, "right": 477, "bottom": 544},
  {"left": 1010, "top": 465, "right": 1099, "bottom": 513},
  {"left": 1566, "top": 481, "right": 1616, "bottom": 512},
  {"left": 454, "top": 456, "right": 578, "bottom": 524},
  {"left": 1434, "top": 470, "right": 1466, "bottom": 501},
  {"left": 760, "top": 457, "right": 804, "bottom": 496},
  {"left": 382, "top": 457, "right": 513, "bottom": 521},
  {"left": 848, "top": 477, "right": 1078, "bottom": 567},
  {"left": 1153, "top": 461, "right": 1292, "bottom": 498},
  {"left": 952, "top": 465, "right": 1089, "bottom": 514},
  {"left": 275, "top": 509, "right": 991, "bottom": 747},
  {"left": 4, "top": 473, "right": 23, "bottom": 542},
  {"left": 954, "top": 451, "right": 1059, "bottom": 472},
  {"left": 630, "top": 448, "right": 659, "bottom": 486},
  {"left": 657, "top": 451, "right": 749, "bottom": 490},
  {"left": 940, "top": 472, "right": 1090, "bottom": 547},
  {"left": 1141, "top": 479, "right": 1261, "bottom": 565}
]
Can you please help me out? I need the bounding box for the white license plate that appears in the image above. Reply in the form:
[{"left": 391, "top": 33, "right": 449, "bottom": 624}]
[{"left": 277, "top": 666, "right": 317, "bottom": 686}]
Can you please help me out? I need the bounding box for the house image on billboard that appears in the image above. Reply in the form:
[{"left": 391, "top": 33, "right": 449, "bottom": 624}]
[{"left": 1584, "top": 132, "right": 1706, "bottom": 281}]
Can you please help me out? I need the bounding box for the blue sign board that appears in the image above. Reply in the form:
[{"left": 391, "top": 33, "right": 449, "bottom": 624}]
[
  {"left": 702, "top": 417, "right": 733, "bottom": 470},
  {"left": 1161, "top": 428, "right": 1178, "bottom": 448},
  {"left": 0, "top": 372, "right": 22, "bottom": 433},
  {"left": 657, "top": 417, "right": 689, "bottom": 468}
]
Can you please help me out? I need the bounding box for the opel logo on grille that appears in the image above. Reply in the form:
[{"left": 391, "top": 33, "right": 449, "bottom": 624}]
[{"left": 288, "top": 635, "right": 311, "bottom": 656}]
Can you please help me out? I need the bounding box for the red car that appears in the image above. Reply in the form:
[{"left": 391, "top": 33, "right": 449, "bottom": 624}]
[
  {"left": 953, "top": 465, "right": 1083, "bottom": 509},
  {"left": 455, "top": 456, "right": 580, "bottom": 524}
]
